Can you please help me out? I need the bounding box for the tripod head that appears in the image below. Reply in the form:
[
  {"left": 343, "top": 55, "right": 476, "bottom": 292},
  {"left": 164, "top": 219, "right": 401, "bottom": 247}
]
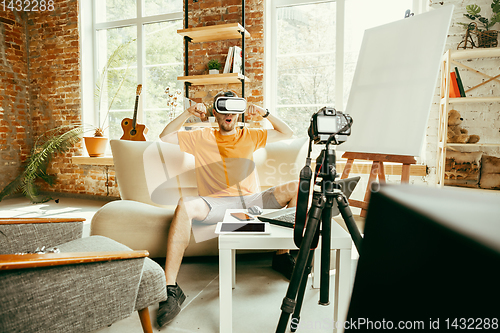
[{"left": 294, "top": 110, "right": 362, "bottom": 251}]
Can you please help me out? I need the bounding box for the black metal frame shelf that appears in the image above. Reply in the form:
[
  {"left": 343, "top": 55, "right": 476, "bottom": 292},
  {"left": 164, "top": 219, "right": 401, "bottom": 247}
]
[{"left": 179, "top": 0, "right": 248, "bottom": 99}]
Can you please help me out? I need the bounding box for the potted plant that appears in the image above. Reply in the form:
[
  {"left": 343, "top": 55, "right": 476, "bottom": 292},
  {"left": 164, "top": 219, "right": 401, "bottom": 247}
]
[
  {"left": 460, "top": 1, "right": 500, "bottom": 48},
  {"left": 0, "top": 125, "right": 84, "bottom": 203},
  {"left": 86, "top": 38, "right": 136, "bottom": 156},
  {"left": 207, "top": 59, "right": 221, "bottom": 74}
]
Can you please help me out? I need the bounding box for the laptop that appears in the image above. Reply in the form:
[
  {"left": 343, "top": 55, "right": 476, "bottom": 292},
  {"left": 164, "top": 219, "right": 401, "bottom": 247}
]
[{"left": 257, "top": 176, "right": 361, "bottom": 228}]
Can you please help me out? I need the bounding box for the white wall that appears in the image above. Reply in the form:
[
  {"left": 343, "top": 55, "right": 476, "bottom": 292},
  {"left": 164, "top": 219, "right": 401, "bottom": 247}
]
[{"left": 425, "top": 0, "right": 500, "bottom": 185}]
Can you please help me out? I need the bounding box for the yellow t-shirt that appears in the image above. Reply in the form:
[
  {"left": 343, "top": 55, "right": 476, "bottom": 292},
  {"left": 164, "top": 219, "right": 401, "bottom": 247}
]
[{"left": 178, "top": 127, "right": 267, "bottom": 197}]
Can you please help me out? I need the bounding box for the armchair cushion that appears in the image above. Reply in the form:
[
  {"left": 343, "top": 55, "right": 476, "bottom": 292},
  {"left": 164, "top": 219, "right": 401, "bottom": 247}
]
[{"left": 0, "top": 220, "right": 83, "bottom": 254}]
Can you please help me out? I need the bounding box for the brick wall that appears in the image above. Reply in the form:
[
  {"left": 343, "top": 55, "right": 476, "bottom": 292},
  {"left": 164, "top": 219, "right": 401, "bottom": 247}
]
[
  {"left": 185, "top": 0, "right": 264, "bottom": 107},
  {"left": 1, "top": 1, "right": 497, "bottom": 199},
  {"left": 0, "top": 1, "right": 119, "bottom": 200},
  {"left": 424, "top": 0, "right": 500, "bottom": 184},
  {"left": 0, "top": 11, "right": 30, "bottom": 194}
]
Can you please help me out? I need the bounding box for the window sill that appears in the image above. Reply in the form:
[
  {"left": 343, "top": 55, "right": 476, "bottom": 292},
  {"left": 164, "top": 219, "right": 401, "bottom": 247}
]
[{"left": 72, "top": 156, "right": 114, "bottom": 166}]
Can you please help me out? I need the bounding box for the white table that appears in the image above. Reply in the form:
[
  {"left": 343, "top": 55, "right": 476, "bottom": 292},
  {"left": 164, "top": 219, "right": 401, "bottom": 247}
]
[{"left": 218, "top": 209, "right": 353, "bottom": 333}]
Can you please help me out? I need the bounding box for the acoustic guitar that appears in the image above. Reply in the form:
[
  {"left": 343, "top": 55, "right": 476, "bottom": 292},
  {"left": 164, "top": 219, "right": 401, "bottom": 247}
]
[{"left": 120, "top": 84, "right": 148, "bottom": 141}]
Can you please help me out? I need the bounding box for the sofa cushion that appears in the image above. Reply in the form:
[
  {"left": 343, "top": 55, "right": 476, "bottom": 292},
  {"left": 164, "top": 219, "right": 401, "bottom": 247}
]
[
  {"left": 111, "top": 137, "right": 309, "bottom": 206},
  {"left": 90, "top": 200, "right": 219, "bottom": 257}
]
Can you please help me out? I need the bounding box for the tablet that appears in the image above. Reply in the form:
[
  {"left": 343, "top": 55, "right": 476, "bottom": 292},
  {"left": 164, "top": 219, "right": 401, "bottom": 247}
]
[{"left": 215, "top": 222, "right": 271, "bottom": 235}]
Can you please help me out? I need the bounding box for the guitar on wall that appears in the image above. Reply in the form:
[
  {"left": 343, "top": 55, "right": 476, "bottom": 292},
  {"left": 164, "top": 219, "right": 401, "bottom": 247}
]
[{"left": 121, "top": 84, "right": 148, "bottom": 141}]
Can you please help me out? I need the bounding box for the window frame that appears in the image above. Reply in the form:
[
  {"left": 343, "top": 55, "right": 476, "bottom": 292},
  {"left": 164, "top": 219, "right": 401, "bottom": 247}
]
[
  {"left": 265, "top": 0, "right": 426, "bottom": 115},
  {"left": 80, "top": 0, "right": 183, "bottom": 137},
  {"left": 265, "top": 0, "right": 345, "bottom": 114}
]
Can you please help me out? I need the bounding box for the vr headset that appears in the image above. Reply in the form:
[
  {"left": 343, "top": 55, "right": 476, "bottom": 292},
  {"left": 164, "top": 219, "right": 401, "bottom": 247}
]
[{"left": 213, "top": 91, "right": 247, "bottom": 114}]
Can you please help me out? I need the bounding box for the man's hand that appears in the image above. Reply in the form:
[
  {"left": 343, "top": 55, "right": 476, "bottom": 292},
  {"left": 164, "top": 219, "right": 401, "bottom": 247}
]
[
  {"left": 246, "top": 104, "right": 266, "bottom": 121},
  {"left": 187, "top": 103, "right": 207, "bottom": 119}
]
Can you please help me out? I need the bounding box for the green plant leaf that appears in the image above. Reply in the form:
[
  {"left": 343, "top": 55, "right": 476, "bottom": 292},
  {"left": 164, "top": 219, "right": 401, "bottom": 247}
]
[
  {"left": 466, "top": 4, "right": 481, "bottom": 16},
  {"left": 492, "top": 0, "right": 500, "bottom": 13},
  {"left": 0, "top": 125, "right": 83, "bottom": 203},
  {"left": 492, "top": 12, "right": 500, "bottom": 25},
  {"left": 0, "top": 173, "right": 23, "bottom": 201}
]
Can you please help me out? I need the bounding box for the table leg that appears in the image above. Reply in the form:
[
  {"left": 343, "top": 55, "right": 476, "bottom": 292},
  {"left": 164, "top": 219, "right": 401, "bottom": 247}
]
[
  {"left": 334, "top": 248, "right": 352, "bottom": 333},
  {"left": 232, "top": 249, "right": 236, "bottom": 287},
  {"left": 219, "top": 248, "right": 234, "bottom": 333}
]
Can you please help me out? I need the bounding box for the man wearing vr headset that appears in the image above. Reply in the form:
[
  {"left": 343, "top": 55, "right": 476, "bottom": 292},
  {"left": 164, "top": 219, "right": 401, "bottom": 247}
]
[{"left": 157, "top": 91, "right": 298, "bottom": 327}]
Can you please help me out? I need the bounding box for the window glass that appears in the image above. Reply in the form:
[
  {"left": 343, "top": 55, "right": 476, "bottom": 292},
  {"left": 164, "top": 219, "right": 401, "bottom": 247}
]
[
  {"left": 95, "top": 0, "right": 137, "bottom": 23},
  {"left": 96, "top": 26, "right": 137, "bottom": 139},
  {"left": 92, "top": 0, "right": 183, "bottom": 142},
  {"left": 144, "top": 20, "right": 184, "bottom": 140},
  {"left": 273, "top": 0, "right": 414, "bottom": 138},
  {"left": 145, "top": 0, "right": 182, "bottom": 16},
  {"left": 276, "top": 2, "right": 336, "bottom": 138}
]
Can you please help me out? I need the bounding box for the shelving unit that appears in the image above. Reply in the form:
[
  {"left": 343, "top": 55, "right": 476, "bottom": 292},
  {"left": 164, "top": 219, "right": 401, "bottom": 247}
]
[
  {"left": 178, "top": 7, "right": 250, "bottom": 98},
  {"left": 436, "top": 48, "right": 500, "bottom": 186}
]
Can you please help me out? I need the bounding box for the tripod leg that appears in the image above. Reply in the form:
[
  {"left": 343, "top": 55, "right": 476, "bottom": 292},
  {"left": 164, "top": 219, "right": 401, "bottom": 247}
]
[
  {"left": 290, "top": 249, "right": 315, "bottom": 332},
  {"left": 319, "top": 200, "right": 333, "bottom": 305},
  {"left": 336, "top": 194, "right": 362, "bottom": 254},
  {"left": 276, "top": 195, "right": 325, "bottom": 333}
]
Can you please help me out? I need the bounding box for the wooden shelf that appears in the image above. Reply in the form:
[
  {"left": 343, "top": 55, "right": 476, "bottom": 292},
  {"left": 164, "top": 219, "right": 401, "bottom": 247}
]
[
  {"left": 444, "top": 96, "right": 500, "bottom": 104},
  {"left": 449, "top": 47, "right": 500, "bottom": 60},
  {"left": 177, "top": 23, "right": 250, "bottom": 43},
  {"left": 436, "top": 48, "right": 500, "bottom": 187},
  {"left": 177, "top": 73, "right": 249, "bottom": 86},
  {"left": 446, "top": 143, "right": 500, "bottom": 148}
]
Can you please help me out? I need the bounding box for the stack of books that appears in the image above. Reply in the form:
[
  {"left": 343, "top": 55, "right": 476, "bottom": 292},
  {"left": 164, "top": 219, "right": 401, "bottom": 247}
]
[
  {"left": 449, "top": 67, "right": 465, "bottom": 98},
  {"left": 223, "top": 46, "right": 243, "bottom": 74}
]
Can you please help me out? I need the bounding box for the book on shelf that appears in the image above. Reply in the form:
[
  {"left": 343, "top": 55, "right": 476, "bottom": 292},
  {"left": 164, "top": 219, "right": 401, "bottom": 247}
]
[
  {"left": 454, "top": 67, "right": 466, "bottom": 97},
  {"left": 232, "top": 46, "right": 242, "bottom": 74},
  {"left": 223, "top": 47, "right": 234, "bottom": 74},
  {"left": 449, "top": 72, "right": 461, "bottom": 98}
]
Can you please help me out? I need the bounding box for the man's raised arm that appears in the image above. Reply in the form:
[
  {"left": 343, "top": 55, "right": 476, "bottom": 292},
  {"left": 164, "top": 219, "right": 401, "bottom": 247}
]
[
  {"left": 159, "top": 103, "right": 207, "bottom": 144},
  {"left": 247, "top": 105, "right": 293, "bottom": 143}
]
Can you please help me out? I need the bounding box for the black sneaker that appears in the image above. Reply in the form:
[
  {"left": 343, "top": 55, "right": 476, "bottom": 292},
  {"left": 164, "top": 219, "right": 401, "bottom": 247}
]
[
  {"left": 272, "top": 252, "right": 296, "bottom": 280},
  {"left": 156, "top": 283, "right": 186, "bottom": 328}
]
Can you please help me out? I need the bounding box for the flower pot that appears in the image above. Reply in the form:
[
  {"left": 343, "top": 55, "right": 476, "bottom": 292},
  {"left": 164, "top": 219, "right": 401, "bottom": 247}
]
[
  {"left": 84, "top": 136, "right": 108, "bottom": 157},
  {"left": 476, "top": 30, "right": 498, "bottom": 48},
  {"left": 209, "top": 69, "right": 219, "bottom": 75}
]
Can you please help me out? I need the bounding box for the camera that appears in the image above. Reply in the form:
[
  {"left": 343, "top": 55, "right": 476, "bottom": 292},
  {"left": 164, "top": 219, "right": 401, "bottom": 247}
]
[{"left": 308, "top": 107, "right": 352, "bottom": 144}]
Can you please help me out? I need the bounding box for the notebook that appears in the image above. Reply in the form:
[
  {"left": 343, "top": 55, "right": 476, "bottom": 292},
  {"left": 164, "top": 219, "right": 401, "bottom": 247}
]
[{"left": 257, "top": 176, "right": 361, "bottom": 228}]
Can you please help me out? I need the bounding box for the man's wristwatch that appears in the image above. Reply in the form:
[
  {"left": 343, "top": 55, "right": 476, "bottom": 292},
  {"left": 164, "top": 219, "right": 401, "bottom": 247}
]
[{"left": 262, "top": 109, "right": 270, "bottom": 118}]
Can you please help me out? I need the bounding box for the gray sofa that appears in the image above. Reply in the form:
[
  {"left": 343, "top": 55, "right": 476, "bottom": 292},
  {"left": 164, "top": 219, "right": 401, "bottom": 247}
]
[{"left": 91, "top": 138, "right": 309, "bottom": 257}]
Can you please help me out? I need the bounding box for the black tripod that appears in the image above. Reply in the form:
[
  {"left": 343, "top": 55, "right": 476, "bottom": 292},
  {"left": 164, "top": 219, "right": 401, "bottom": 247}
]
[{"left": 276, "top": 141, "right": 363, "bottom": 333}]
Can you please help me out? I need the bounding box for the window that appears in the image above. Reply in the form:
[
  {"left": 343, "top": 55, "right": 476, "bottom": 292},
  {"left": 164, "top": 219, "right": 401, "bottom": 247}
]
[
  {"left": 88, "top": 0, "right": 183, "bottom": 141},
  {"left": 268, "top": 0, "right": 416, "bottom": 138}
]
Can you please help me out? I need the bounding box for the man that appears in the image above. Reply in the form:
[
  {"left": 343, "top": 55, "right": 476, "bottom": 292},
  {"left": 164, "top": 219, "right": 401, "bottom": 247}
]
[{"left": 157, "top": 91, "right": 299, "bottom": 327}]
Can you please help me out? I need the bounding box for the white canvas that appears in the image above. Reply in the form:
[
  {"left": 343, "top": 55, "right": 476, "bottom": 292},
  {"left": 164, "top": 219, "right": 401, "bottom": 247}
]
[{"left": 341, "top": 5, "right": 454, "bottom": 157}]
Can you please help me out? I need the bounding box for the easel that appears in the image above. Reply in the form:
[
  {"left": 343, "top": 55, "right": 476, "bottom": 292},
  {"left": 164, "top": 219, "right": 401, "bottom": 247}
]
[{"left": 340, "top": 152, "right": 416, "bottom": 217}]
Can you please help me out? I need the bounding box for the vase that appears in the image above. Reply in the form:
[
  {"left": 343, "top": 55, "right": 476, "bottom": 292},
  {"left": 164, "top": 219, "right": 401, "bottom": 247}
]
[
  {"left": 84, "top": 136, "right": 108, "bottom": 157},
  {"left": 209, "top": 69, "right": 219, "bottom": 75}
]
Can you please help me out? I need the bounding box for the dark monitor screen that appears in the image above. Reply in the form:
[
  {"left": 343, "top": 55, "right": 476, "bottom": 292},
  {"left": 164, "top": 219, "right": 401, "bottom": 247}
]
[{"left": 346, "top": 185, "right": 500, "bottom": 331}]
